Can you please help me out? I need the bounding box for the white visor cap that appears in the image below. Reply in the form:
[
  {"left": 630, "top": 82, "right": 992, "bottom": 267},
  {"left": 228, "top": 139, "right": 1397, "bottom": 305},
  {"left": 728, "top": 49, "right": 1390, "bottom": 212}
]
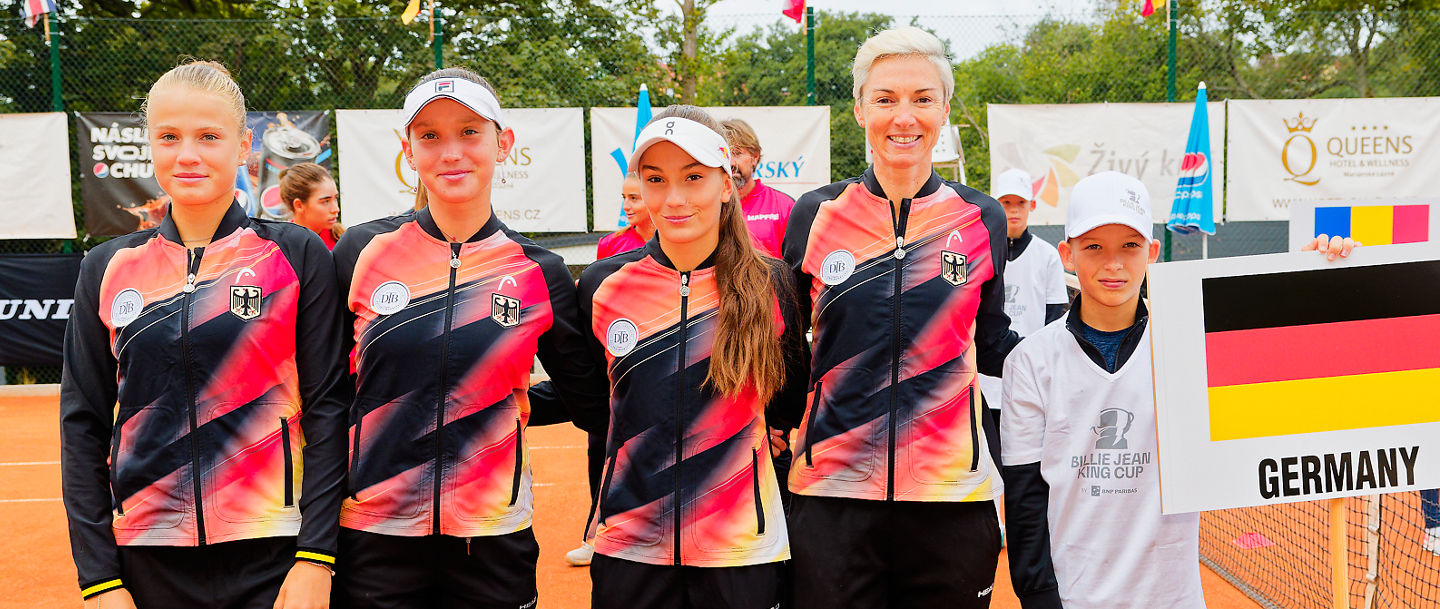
[
  {"left": 402, "top": 77, "right": 506, "bottom": 130},
  {"left": 630, "top": 117, "right": 732, "bottom": 176},
  {"left": 1065, "top": 171, "right": 1154, "bottom": 240},
  {"left": 991, "top": 168, "right": 1035, "bottom": 201}
]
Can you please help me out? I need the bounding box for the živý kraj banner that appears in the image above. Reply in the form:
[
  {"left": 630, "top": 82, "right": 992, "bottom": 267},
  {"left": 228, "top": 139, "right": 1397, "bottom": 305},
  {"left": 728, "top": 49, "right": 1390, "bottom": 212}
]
[
  {"left": 0, "top": 112, "right": 75, "bottom": 238},
  {"left": 1226, "top": 98, "right": 1440, "bottom": 221},
  {"left": 988, "top": 102, "right": 1225, "bottom": 226},
  {"left": 335, "top": 108, "right": 587, "bottom": 232},
  {"left": 76, "top": 111, "right": 330, "bottom": 236},
  {"left": 0, "top": 254, "right": 82, "bottom": 367},
  {"left": 590, "top": 106, "right": 830, "bottom": 232},
  {"left": 1149, "top": 243, "right": 1440, "bottom": 513}
]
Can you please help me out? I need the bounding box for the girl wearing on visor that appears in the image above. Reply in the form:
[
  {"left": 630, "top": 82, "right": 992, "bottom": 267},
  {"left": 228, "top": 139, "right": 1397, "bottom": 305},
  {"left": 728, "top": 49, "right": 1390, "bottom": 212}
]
[
  {"left": 544, "top": 105, "right": 808, "bottom": 609},
  {"left": 330, "top": 67, "right": 607, "bottom": 608},
  {"left": 61, "top": 59, "right": 349, "bottom": 609}
]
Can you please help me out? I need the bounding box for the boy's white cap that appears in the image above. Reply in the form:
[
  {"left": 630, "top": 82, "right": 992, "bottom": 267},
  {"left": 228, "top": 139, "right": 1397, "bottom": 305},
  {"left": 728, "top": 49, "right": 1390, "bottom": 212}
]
[
  {"left": 630, "top": 117, "right": 732, "bottom": 175},
  {"left": 402, "top": 77, "right": 506, "bottom": 130},
  {"left": 992, "top": 168, "right": 1034, "bottom": 200},
  {"left": 1065, "top": 171, "right": 1153, "bottom": 240}
]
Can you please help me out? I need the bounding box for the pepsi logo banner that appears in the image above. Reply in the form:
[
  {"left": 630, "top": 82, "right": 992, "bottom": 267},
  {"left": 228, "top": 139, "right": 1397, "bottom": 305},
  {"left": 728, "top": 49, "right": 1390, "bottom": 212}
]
[
  {"left": 1227, "top": 98, "right": 1440, "bottom": 222},
  {"left": 988, "top": 102, "right": 1225, "bottom": 226},
  {"left": 1149, "top": 243, "right": 1440, "bottom": 513}
]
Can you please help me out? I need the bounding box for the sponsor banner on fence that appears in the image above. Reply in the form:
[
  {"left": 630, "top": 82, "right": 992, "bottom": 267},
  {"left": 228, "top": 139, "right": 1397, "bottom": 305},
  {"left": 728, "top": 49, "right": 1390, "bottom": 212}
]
[
  {"left": 1227, "top": 98, "right": 1440, "bottom": 222},
  {"left": 988, "top": 102, "right": 1225, "bottom": 226},
  {"left": 0, "top": 254, "right": 82, "bottom": 367},
  {"left": 335, "top": 108, "right": 586, "bottom": 232},
  {"left": 0, "top": 112, "right": 75, "bottom": 238},
  {"left": 76, "top": 111, "right": 330, "bottom": 236},
  {"left": 1149, "top": 244, "right": 1440, "bottom": 513},
  {"left": 590, "top": 106, "right": 830, "bottom": 232}
]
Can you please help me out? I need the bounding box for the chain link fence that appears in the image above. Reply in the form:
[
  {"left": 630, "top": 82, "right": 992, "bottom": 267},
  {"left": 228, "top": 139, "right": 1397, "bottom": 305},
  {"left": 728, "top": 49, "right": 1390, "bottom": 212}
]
[{"left": 5, "top": 5, "right": 1440, "bottom": 384}]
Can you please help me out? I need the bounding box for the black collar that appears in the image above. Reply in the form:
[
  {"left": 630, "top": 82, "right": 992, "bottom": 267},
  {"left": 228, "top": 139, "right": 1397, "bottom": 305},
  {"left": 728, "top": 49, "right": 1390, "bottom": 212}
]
[
  {"left": 644, "top": 236, "right": 717, "bottom": 271},
  {"left": 415, "top": 206, "right": 502, "bottom": 243},
  {"left": 157, "top": 200, "right": 249, "bottom": 246},
  {"left": 1065, "top": 296, "right": 1149, "bottom": 372},
  {"left": 1007, "top": 230, "right": 1033, "bottom": 262},
  {"left": 860, "top": 166, "right": 944, "bottom": 202}
]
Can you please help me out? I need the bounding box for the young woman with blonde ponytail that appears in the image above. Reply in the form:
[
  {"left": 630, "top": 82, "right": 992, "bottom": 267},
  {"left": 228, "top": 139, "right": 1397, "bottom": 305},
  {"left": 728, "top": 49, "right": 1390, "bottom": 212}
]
[
  {"left": 61, "top": 59, "right": 349, "bottom": 609},
  {"left": 540, "top": 105, "right": 809, "bottom": 609}
]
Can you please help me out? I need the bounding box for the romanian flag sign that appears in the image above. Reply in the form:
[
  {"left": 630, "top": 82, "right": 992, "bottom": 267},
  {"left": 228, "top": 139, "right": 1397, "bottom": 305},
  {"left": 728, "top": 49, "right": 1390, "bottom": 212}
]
[
  {"left": 1313, "top": 204, "right": 1429, "bottom": 245},
  {"left": 1151, "top": 244, "right": 1440, "bottom": 513}
]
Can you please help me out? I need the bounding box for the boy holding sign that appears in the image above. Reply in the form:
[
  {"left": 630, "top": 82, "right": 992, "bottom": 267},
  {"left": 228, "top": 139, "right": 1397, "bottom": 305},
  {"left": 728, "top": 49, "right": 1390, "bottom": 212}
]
[{"left": 1000, "top": 171, "right": 1355, "bottom": 608}]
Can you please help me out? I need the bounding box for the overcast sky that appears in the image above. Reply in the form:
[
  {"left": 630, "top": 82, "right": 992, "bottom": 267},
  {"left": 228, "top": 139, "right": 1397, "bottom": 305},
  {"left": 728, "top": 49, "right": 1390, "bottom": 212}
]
[{"left": 665, "top": 0, "right": 1107, "bottom": 59}]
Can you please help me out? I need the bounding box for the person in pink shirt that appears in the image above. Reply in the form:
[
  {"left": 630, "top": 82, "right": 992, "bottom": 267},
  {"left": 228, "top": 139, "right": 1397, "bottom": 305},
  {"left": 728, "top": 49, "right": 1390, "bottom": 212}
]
[
  {"left": 596, "top": 171, "right": 653, "bottom": 259},
  {"left": 721, "top": 118, "right": 794, "bottom": 259}
]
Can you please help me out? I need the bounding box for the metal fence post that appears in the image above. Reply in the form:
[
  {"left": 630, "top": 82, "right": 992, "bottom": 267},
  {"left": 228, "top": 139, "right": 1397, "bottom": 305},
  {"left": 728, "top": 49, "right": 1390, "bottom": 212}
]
[
  {"left": 48, "top": 14, "right": 63, "bottom": 112},
  {"left": 433, "top": 10, "right": 444, "bottom": 70},
  {"left": 806, "top": 6, "right": 815, "bottom": 106},
  {"left": 1163, "top": 0, "right": 1178, "bottom": 262}
]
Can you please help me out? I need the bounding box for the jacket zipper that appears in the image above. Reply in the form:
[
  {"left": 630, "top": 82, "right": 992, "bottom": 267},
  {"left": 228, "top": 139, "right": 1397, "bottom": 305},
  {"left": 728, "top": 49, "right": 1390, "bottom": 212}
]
[
  {"left": 887, "top": 199, "right": 911, "bottom": 502},
  {"left": 803, "top": 381, "right": 822, "bottom": 467},
  {"left": 111, "top": 420, "right": 123, "bottom": 515},
  {"left": 280, "top": 417, "right": 294, "bottom": 507},
  {"left": 433, "top": 242, "right": 461, "bottom": 535},
  {"left": 181, "top": 247, "right": 207, "bottom": 544},
  {"left": 673, "top": 271, "right": 690, "bottom": 565},
  {"left": 968, "top": 389, "right": 980, "bottom": 472},
  {"left": 508, "top": 418, "right": 523, "bottom": 506},
  {"left": 349, "top": 412, "right": 363, "bottom": 500},
  {"left": 752, "top": 449, "right": 765, "bottom": 535},
  {"left": 594, "top": 444, "right": 619, "bottom": 528}
]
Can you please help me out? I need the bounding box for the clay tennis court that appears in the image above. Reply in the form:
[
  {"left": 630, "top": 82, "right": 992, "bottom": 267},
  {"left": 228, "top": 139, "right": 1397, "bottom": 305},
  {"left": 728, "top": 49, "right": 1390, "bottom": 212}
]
[{"left": 1, "top": 389, "right": 1262, "bottom": 609}]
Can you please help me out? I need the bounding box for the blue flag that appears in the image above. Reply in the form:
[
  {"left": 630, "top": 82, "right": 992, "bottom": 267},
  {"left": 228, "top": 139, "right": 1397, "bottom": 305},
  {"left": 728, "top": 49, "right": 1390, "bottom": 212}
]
[
  {"left": 609, "top": 84, "right": 653, "bottom": 229},
  {"left": 1167, "top": 82, "right": 1216, "bottom": 235}
]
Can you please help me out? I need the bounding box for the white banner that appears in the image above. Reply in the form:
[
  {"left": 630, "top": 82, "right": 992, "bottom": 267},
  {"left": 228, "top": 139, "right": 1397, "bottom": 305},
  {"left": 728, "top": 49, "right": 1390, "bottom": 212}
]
[
  {"left": 336, "top": 108, "right": 587, "bottom": 232},
  {"left": 0, "top": 112, "right": 76, "bottom": 238},
  {"left": 590, "top": 106, "right": 830, "bottom": 231},
  {"left": 1149, "top": 244, "right": 1440, "bottom": 514},
  {"left": 1227, "top": 98, "right": 1440, "bottom": 221},
  {"left": 988, "top": 102, "right": 1225, "bottom": 226}
]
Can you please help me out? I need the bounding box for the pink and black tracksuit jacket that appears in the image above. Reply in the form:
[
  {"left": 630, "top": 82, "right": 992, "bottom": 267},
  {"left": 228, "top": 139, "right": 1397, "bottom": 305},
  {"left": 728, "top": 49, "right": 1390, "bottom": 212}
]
[
  {"left": 332, "top": 208, "right": 606, "bottom": 539},
  {"left": 570, "top": 241, "right": 809, "bottom": 567},
  {"left": 61, "top": 202, "right": 349, "bottom": 599},
  {"left": 781, "top": 169, "right": 1020, "bottom": 503}
]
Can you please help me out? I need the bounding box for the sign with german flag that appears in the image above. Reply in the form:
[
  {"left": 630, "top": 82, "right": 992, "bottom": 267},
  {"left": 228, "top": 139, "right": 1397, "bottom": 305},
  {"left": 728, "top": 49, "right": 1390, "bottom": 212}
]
[
  {"left": 1288, "top": 198, "right": 1439, "bottom": 250},
  {"left": 1151, "top": 244, "right": 1440, "bottom": 514}
]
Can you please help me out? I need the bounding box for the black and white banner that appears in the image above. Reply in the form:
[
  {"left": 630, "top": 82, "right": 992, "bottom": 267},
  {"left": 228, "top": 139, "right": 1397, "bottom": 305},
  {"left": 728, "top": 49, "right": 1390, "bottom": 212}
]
[{"left": 0, "top": 254, "right": 82, "bottom": 367}]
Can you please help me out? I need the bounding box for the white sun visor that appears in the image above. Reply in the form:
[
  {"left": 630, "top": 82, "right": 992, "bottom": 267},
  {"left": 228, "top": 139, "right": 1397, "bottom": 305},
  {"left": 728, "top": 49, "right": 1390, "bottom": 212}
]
[
  {"left": 630, "top": 117, "right": 732, "bottom": 175},
  {"left": 401, "top": 77, "right": 506, "bottom": 130}
]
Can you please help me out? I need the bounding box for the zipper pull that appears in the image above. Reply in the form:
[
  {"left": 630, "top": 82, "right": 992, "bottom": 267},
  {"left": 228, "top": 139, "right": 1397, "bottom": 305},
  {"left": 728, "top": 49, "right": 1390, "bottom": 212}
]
[
  {"left": 183, "top": 250, "right": 198, "bottom": 293},
  {"left": 466, "top": 537, "right": 472, "bottom": 556},
  {"left": 894, "top": 235, "right": 906, "bottom": 260},
  {"left": 679, "top": 272, "right": 690, "bottom": 297},
  {"left": 449, "top": 244, "right": 461, "bottom": 269}
]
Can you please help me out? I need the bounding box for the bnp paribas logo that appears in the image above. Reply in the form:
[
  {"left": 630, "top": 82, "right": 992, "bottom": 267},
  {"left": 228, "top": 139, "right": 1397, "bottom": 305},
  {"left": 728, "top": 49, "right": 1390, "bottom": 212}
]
[{"left": 1281, "top": 112, "right": 1321, "bottom": 186}]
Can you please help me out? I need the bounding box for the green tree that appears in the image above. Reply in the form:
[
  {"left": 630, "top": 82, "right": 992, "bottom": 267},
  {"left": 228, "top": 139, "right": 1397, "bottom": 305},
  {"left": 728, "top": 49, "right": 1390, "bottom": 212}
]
[{"left": 701, "top": 11, "right": 893, "bottom": 182}]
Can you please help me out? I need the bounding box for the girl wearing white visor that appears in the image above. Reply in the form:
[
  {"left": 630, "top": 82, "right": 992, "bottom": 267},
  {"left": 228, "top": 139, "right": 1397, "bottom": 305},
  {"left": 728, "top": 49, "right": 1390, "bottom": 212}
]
[
  {"left": 543, "top": 105, "right": 807, "bottom": 609},
  {"left": 330, "top": 67, "right": 609, "bottom": 608}
]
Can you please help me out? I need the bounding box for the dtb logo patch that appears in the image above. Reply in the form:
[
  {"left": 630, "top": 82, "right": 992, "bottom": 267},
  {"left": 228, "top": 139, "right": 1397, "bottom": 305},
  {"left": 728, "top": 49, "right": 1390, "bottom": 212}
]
[
  {"left": 606, "top": 318, "right": 638, "bottom": 356},
  {"left": 230, "top": 285, "right": 262, "bottom": 320},
  {"left": 941, "top": 251, "right": 968, "bottom": 287},
  {"left": 492, "top": 293, "right": 521, "bottom": 328}
]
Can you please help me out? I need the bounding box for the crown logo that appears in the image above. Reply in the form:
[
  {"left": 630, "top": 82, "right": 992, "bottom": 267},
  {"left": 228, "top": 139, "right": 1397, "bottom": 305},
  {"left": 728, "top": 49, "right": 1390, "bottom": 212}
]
[{"left": 1284, "top": 112, "right": 1317, "bottom": 133}]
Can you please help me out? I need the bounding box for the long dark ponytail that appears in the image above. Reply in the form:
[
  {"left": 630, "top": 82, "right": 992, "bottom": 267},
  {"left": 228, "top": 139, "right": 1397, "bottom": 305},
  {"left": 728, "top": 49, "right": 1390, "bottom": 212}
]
[{"left": 649, "top": 105, "right": 788, "bottom": 402}]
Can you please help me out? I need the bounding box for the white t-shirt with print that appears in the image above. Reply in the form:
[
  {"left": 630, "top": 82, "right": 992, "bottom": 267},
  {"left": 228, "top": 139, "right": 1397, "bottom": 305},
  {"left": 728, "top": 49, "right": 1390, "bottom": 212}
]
[
  {"left": 1000, "top": 320, "right": 1204, "bottom": 609},
  {"left": 979, "top": 234, "right": 1069, "bottom": 409}
]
